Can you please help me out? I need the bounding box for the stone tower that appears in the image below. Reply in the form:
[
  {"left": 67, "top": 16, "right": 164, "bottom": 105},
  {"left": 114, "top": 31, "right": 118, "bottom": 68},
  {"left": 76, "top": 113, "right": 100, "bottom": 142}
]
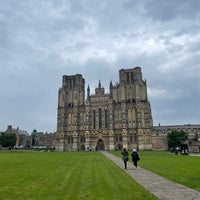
[
  {"left": 56, "top": 67, "right": 153, "bottom": 151},
  {"left": 56, "top": 74, "right": 85, "bottom": 151}
]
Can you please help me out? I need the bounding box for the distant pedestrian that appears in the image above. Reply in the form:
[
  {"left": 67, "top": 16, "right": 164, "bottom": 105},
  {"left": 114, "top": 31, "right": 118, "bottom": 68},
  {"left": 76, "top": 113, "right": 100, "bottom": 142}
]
[
  {"left": 121, "top": 148, "right": 129, "bottom": 169},
  {"left": 131, "top": 149, "right": 140, "bottom": 168}
]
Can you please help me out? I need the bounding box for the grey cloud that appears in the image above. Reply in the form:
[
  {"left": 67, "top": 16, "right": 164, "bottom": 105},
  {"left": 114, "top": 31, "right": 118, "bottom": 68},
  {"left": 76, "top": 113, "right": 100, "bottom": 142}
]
[
  {"left": 0, "top": 0, "right": 200, "bottom": 132},
  {"left": 143, "top": 0, "right": 200, "bottom": 21}
]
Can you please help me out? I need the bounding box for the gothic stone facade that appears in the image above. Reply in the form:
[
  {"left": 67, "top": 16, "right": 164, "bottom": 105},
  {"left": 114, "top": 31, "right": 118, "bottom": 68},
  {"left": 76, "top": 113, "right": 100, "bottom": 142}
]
[{"left": 56, "top": 67, "right": 153, "bottom": 151}]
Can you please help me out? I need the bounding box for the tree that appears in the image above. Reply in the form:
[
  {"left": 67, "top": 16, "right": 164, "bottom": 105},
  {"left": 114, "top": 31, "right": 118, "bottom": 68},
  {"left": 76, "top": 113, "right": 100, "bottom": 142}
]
[
  {"left": 167, "top": 130, "right": 188, "bottom": 149},
  {"left": 0, "top": 132, "right": 17, "bottom": 147},
  {"left": 31, "top": 129, "right": 37, "bottom": 136}
]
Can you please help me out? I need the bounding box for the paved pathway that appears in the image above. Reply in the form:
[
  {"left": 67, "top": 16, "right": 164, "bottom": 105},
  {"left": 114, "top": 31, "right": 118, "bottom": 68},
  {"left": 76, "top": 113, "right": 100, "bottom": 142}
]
[{"left": 102, "top": 151, "right": 200, "bottom": 200}]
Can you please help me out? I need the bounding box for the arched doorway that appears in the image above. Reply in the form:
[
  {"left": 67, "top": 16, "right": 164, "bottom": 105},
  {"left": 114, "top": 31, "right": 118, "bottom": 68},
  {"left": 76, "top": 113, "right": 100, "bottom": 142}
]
[
  {"left": 115, "top": 143, "right": 122, "bottom": 151},
  {"left": 80, "top": 144, "right": 85, "bottom": 151},
  {"left": 96, "top": 139, "right": 105, "bottom": 151}
]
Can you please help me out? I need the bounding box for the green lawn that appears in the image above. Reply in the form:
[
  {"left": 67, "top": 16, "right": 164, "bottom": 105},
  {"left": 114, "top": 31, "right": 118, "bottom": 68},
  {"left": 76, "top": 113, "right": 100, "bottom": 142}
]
[
  {"left": 111, "top": 151, "right": 200, "bottom": 192},
  {"left": 0, "top": 151, "right": 157, "bottom": 200}
]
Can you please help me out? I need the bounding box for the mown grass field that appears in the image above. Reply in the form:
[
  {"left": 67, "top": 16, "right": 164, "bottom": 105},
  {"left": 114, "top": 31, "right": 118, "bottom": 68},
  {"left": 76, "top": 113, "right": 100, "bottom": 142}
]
[
  {"left": 0, "top": 151, "right": 157, "bottom": 200},
  {"left": 111, "top": 151, "right": 200, "bottom": 192}
]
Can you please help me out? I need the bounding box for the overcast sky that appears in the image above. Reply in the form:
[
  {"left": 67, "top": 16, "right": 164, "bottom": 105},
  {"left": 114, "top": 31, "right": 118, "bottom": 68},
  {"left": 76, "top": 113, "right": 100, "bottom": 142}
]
[{"left": 1, "top": 0, "right": 200, "bottom": 133}]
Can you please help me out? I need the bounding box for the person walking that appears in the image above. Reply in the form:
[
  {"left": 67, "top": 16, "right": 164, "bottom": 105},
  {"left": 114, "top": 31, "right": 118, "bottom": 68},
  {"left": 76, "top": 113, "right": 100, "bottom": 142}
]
[
  {"left": 131, "top": 149, "right": 140, "bottom": 169},
  {"left": 121, "top": 148, "right": 129, "bottom": 169}
]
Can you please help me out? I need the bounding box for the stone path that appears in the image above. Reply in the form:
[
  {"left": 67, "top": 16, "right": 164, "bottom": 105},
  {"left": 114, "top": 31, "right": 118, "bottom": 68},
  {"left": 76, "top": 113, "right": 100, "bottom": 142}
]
[{"left": 101, "top": 151, "right": 200, "bottom": 200}]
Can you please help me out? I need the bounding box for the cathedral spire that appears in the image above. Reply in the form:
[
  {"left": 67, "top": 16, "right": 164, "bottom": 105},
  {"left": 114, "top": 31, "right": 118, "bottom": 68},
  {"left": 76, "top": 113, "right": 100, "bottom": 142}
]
[
  {"left": 98, "top": 80, "right": 101, "bottom": 88},
  {"left": 109, "top": 80, "right": 113, "bottom": 88},
  {"left": 87, "top": 84, "right": 90, "bottom": 99}
]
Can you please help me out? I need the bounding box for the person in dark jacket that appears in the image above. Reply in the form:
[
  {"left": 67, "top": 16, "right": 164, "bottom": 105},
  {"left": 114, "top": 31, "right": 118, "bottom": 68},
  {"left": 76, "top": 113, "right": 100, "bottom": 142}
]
[
  {"left": 121, "top": 148, "right": 129, "bottom": 169},
  {"left": 131, "top": 149, "right": 140, "bottom": 168}
]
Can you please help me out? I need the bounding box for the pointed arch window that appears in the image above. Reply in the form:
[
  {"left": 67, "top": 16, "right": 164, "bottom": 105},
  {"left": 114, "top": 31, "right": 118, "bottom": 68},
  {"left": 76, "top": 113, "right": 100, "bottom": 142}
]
[
  {"left": 127, "top": 73, "right": 130, "bottom": 84},
  {"left": 93, "top": 110, "right": 96, "bottom": 129},
  {"left": 105, "top": 109, "right": 108, "bottom": 128},
  {"left": 98, "top": 108, "right": 102, "bottom": 129}
]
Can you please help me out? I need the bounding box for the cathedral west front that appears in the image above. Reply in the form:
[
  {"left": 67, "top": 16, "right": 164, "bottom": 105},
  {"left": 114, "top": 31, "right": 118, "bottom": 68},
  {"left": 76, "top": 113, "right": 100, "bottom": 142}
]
[{"left": 56, "top": 67, "right": 153, "bottom": 151}]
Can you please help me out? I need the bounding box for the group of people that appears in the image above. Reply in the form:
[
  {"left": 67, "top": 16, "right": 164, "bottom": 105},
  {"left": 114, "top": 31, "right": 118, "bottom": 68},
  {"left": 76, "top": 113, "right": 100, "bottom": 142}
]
[{"left": 121, "top": 148, "right": 140, "bottom": 170}]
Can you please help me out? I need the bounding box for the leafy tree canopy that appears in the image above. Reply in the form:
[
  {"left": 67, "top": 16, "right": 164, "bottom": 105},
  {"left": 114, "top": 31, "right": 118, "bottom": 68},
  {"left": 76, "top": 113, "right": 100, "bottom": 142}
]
[
  {"left": 0, "top": 132, "right": 16, "bottom": 147},
  {"left": 167, "top": 130, "right": 188, "bottom": 149},
  {"left": 31, "top": 129, "right": 37, "bottom": 136}
]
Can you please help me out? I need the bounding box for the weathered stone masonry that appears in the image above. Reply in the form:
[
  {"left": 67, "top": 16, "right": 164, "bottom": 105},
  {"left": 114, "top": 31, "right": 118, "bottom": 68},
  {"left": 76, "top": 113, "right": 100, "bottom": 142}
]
[{"left": 56, "top": 67, "right": 153, "bottom": 151}]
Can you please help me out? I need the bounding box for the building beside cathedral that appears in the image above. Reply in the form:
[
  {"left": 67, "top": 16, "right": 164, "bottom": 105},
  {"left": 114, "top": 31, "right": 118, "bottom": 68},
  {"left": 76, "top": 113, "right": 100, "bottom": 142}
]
[{"left": 56, "top": 67, "right": 153, "bottom": 151}]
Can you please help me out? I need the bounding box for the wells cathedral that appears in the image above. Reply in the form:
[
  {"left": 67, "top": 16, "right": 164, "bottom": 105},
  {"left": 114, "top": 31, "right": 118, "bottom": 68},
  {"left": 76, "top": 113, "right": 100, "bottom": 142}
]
[
  {"left": 3, "top": 67, "right": 199, "bottom": 152},
  {"left": 56, "top": 67, "right": 153, "bottom": 151}
]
